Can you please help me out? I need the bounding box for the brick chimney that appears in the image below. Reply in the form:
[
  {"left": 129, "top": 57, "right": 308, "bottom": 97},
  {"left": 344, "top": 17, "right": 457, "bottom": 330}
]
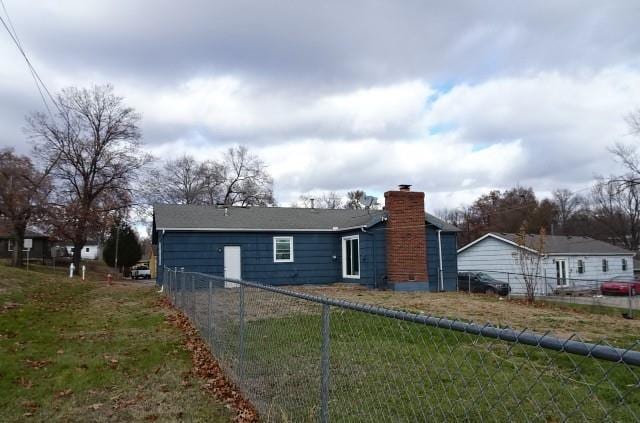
[{"left": 384, "top": 185, "right": 428, "bottom": 290}]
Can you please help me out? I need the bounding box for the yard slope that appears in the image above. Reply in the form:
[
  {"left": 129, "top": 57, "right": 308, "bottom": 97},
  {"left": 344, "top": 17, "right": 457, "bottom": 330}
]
[{"left": 0, "top": 264, "right": 231, "bottom": 422}]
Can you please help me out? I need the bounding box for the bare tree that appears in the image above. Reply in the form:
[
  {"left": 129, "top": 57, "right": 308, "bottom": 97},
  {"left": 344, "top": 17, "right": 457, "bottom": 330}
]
[
  {"left": 626, "top": 108, "right": 640, "bottom": 136},
  {"left": 434, "top": 207, "right": 465, "bottom": 227},
  {"left": 591, "top": 176, "right": 640, "bottom": 251},
  {"left": 552, "top": 189, "right": 582, "bottom": 233},
  {"left": 609, "top": 143, "right": 640, "bottom": 188},
  {"left": 142, "top": 146, "right": 275, "bottom": 209},
  {"left": 0, "top": 149, "right": 51, "bottom": 267},
  {"left": 344, "top": 190, "right": 365, "bottom": 209},
  {"left": 27, "top": 84, "right": 149, "bottom": 268},
  {"left": 321, "top": 192, "right": 343, "bottom": 209},
  {"left": 200, "top": 160, "right": 226, "bottom": 205},
  {"left": 144, "top": 155, "right": 207, "bottom": 205},
  {"left": 512, "top": 225, "right": 546, "bottom": 303},
  {"left": 294, "top": 191, "right": 343, "bottom": 209},
  {"left": 220, "top": 146, "right": 275, "bottom": 206}
]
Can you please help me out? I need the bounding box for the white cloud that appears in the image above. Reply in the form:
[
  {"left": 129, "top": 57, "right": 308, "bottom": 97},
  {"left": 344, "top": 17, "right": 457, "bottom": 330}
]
[
  {"left": 126, "top": 78, "right": 433, "bottom": 142},
  {"left": 136, "top": 67, "right": 640, "bottom": 209}
]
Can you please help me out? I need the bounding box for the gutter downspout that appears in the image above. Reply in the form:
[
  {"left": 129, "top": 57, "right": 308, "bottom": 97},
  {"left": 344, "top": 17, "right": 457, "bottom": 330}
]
[
  {"left": 437, "top": 229, "right": 444, "bottom": 292},
  {"left": 157, "top": 229, "right": 166, "bottom": 293}
]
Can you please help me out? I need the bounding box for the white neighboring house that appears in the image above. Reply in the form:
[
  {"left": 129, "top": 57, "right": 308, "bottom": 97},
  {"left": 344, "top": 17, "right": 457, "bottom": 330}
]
[
  {"left": 457, "top": 233, "right": 636, "bottom": 295},
  {"left": 65, "top": 241, "right": 101, "bottom": 260}
]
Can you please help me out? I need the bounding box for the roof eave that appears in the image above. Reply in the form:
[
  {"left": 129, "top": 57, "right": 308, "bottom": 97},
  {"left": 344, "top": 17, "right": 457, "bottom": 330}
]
[{"left": 155, "top": 225, "right": 369, "bottom": 233}]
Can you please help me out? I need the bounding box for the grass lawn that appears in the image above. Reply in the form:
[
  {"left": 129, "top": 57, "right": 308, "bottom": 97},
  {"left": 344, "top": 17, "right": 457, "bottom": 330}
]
[
  {"left": 182, "top": 283, "right": 640, "bottom": 422},
  {"left": 0, "top": 264, "right": 231, "bottom": 422},
  {"left": 291, "top": 284, "right": 640, "bottom": 345},
  {"left": 219, "top": 306, "right": 640, "bottom": 422}
]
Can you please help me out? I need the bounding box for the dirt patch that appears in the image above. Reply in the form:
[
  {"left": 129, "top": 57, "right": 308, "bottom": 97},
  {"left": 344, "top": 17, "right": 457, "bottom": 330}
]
[
  {"left": 289, "top": 284, "right": 640, "bottom": 344},
  {"left": 1, "top": 302, "right": 21, "bottom": 313},
  {"left": 159, "top": 296, "right": 258, "bottom": 422}
]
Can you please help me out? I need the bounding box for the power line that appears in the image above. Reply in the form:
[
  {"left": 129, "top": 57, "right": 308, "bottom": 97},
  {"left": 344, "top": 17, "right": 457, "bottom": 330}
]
[{"left": 0, "top": 0, "right": 60, "bottom": 117}]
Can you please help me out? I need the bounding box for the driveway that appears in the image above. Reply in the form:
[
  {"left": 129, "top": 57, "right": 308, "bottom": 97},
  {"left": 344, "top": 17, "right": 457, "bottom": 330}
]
[{"left": 544, "top": 294, "right": 640, "bottom": 311}]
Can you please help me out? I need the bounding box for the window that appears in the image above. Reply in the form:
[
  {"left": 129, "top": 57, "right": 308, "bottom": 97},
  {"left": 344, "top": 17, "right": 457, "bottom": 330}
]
[
  {"left": 85, "top": 247, "right": 90, "bottom": 252},
  {"left": 577, "top": 259, "right": 584, "bottom": 274},
  {"left": 7, "top": 239, "right": 14, "bottom": 251},
  {"left": 342, "top": 235, "right": 360, "bottom": 278},
  {"left": 602, "top": 259, "right": 609, "bottom": 272},
  {"left": 273, "top": 236, "right": 294, "bottom": 262},
  {"left": 622, "top": 258, "right": 628, "bottom": 271}
]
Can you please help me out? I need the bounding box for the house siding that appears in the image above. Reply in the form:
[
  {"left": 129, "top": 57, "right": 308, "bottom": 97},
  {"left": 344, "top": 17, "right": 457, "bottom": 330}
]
[
  {"left": 427, "top": 227, "right": 458, "bottom": 292},
  {"left": 339, "top": 225, "right": 387, "bottom": 288},
  {"left": 159, "top": 231, "right": 342, "bottom": 286},
  {"left": 65, "top": 245, "right": 100, "bottom": 260},
  {"left": 457, "top": 236, "right": 635, "bottom": 295},
  {"left": 0, "top": 237, "right": 49, "bottom": 260},
  {"left": 157, "top": 223, "right": 459, "bottom": 291}
]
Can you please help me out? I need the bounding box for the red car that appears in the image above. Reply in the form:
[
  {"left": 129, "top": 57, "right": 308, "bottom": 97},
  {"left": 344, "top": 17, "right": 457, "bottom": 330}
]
[{"left": 600, "top": 276, "right": 640, "bottom": 296}]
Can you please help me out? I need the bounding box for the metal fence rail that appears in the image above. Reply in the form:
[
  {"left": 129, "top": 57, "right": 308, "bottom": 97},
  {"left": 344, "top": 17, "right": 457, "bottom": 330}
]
[
  {"left": 457, "top": 269, "right": 640, "bottom": 317},
  {"left": 163, "top": 267, "right": 640, "bottom": 422}
]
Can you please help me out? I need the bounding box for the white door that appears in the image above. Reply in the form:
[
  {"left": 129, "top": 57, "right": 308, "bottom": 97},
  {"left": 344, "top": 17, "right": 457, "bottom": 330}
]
[
  {"left": 224, "top": 246, "right": 241, "bottom": 288},
  {"left": 556, "top": 259, "right": 568, "bottom": 286}
]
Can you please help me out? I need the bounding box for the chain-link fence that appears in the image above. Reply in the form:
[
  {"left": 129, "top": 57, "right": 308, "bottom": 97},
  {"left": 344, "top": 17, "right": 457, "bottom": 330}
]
[
  {"left": 456, "top": 269, "right": 640, "bottom": 318},
  {"left": 162, "top": 267, "right": 640, "bottom": 422}
]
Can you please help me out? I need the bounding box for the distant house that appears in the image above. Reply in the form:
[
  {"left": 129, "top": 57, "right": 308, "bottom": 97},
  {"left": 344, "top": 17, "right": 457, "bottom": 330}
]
[
  {"left": 0, "top": 229, "right": 51, "bottom": 262},
  {"left": 65, "top": 240, "right": 101, "bottom": 260},
  {"left": 153, "top": 185, "right": 460, "bottom": 291},
  {"left": 457, "top": 232, "right": 636, "bottom": 295},
  {"left": 138, "top": 244, "right": 158, "bottom": 279}
]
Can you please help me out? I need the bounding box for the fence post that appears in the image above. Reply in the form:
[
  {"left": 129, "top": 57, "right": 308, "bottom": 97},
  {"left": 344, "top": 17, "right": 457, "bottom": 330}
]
[
  {"left": 180, "top": 268, "right": 185, "bottom": 310},
  {"left": 208, "top": 279, "right": 213, "bottom": 348},
  {"left": 172, "top": 268, "right": 177, "bottom": 304},
  {"left": 320, "top": 303, "right": 330, "bottom": 423},
  {"left": 239, "top": 284, "right": 245, "bottom": 385},
  {"left": 629, "top": 283, "right": 634, "bottom": 319},
  {"left": 192, "top": 274, "right": 196, "bottom": 320}
]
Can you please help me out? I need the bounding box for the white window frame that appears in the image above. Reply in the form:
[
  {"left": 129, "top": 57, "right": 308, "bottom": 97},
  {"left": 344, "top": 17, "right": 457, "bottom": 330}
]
[
  {"left": 602, "top": 259, "right": 609, "bottom": 272},
  {"left": 622, "top": 258, "right": 628, "bottom": 271},
  {"left": 273, "top": 236, "right": 294, "bottom": 263},
  {"left": 7, "top": 239, "right": 14, "bottom": 251},
  {"left": 342, "top": 235, "right": 360, "bottom": 279},
  {"left": 577, "top": 259, "right": 584, "bottom": 274}
]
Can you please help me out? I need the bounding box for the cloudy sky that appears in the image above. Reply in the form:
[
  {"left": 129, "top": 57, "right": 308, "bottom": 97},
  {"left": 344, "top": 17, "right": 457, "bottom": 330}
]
[{"left": 1, "top": 1, "right": 640, "bottom": 209}]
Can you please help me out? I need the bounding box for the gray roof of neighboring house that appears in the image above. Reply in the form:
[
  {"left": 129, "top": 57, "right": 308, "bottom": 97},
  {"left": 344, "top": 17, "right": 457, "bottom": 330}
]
[
  {"left": 153, "top": 204, "right": 461, "bottom": 232},
  {"left": 0, "top": 229, "right": 48, "bottom": 239},
  {"left": 491, "top": 232, "right": 635, "bottom": 255}
]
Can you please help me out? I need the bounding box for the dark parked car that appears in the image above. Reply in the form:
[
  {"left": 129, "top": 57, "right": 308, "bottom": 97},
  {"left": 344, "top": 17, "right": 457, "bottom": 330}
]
[
  {"left": 457, "top": 272, "right": 511, "bottom": 295},
  {"left": 600, "top": 276, "right": 640, "bottom": 296}
]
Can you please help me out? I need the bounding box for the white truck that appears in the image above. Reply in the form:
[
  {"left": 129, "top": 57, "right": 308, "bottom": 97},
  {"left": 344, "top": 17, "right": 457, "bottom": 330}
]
[{"left": 130, "top": 265, "right": 152, "bottom": 280}]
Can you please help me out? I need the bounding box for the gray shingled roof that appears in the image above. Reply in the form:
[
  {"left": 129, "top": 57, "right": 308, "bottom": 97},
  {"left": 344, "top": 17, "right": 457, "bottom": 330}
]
[
  {"left": 153, "top": 204, "right": 460, "bottom": 232},
  {"left": 0, "top": 229, "right": 48, "bottom": 239},
  {"left": 493, "top": 232, "right": 634, "bottom": 255}
]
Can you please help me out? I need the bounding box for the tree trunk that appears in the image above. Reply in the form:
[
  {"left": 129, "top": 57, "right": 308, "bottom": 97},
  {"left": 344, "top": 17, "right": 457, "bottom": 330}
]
[
  {"left": 11, "top": 226, "right": 26, "bottom": 268},
  {"left": 72, "top": 241, "right": 84, "bottom": 269}
]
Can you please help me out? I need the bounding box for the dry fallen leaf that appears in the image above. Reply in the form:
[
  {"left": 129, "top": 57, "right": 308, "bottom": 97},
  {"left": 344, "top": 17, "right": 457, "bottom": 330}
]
[
  {"left": 55, "top": 389, "right": 72, "bottom": 398},
  {"left": 161, "top": 299, "right": 259, "bottom": 423}
]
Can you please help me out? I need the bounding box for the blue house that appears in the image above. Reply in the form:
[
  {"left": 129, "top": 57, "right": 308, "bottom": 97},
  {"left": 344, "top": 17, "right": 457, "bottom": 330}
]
[{"left": 153, "top": 185, "right": 459, "bottom": 291}]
